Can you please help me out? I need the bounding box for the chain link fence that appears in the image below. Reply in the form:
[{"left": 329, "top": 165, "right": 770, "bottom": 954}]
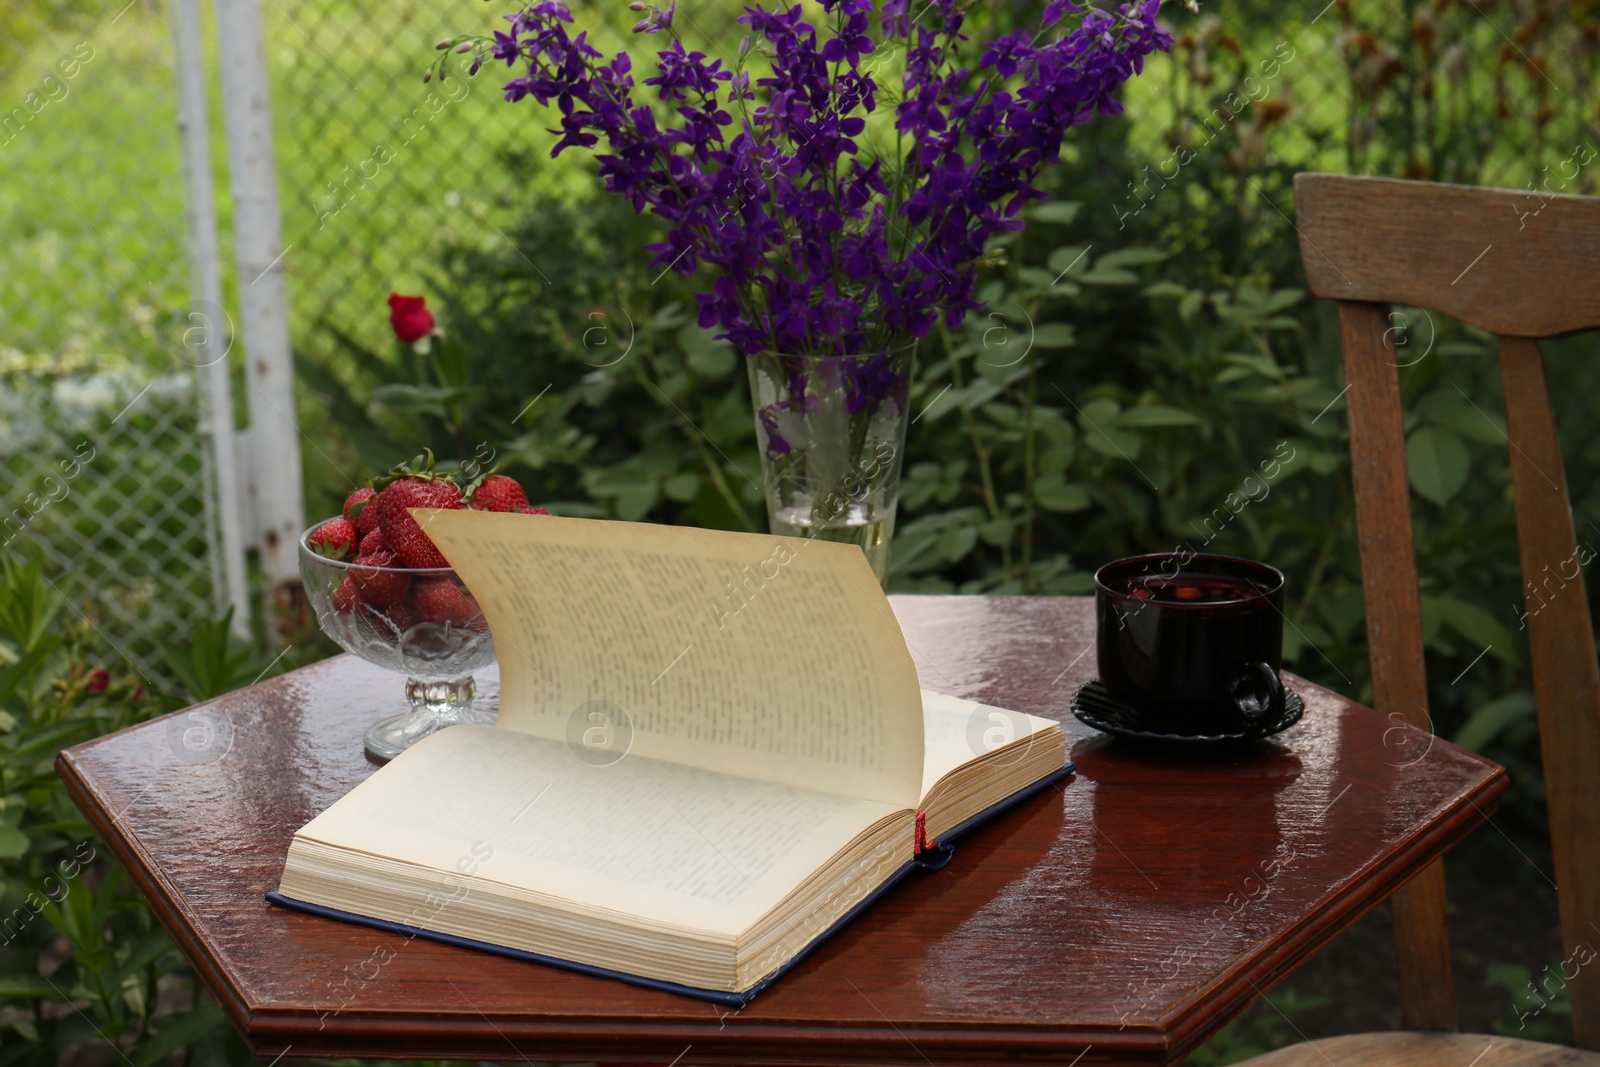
[
  {"left": 4, "top": 0, "right": 1595, "bottom": 681},
  {"left": 1112, "top": 0, "right": 1598, "bottom": 197},
  {"left": 268, "top": 0, "right": 1597, "bottom": 449},
  {"left": 262, "top": 0, "right": 750, "bottom": 503},
  {"left": 1, "top": 0, "right": 230, "bottom": 685}
]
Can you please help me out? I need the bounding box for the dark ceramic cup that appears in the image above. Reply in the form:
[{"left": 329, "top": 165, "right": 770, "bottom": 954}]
[{"left": 1094, "top": 552, "right": 1287, "bottom": 735}]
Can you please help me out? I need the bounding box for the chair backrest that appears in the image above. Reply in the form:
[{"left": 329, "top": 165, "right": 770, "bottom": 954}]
[{"left": 1293, "top": 172, "right": 1600, "bottom": 1046}]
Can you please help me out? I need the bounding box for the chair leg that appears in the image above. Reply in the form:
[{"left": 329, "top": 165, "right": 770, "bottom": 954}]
[
  {"left": 1392, "top": 859, "right": 1458, "bottom": 1031},
  {"left": 1499, "top": 337, "right": 1600, "bottom": 1050},
  {"left": 1338, "top": 301, "right": 1460, "bottom": 1031}
]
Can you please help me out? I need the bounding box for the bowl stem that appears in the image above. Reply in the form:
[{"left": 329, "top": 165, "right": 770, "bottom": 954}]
[{"left": 363, "top": 674, "right": 494, "bottom": 761}]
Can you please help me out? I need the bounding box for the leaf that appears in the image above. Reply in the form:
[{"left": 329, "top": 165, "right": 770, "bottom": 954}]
[
  {"left": 1046, "top": 244, "right": 1094, "bottom": 277},
  {"left": 1095, "top": 247, "right": 1169, "bottom": 269},
  {"left": 1027, "top": 200, "right": 1082, "bottom": 224},
  {"left": 662, "top": 473, "right": 699, "bottom": 503},
  {"left": 111, "top": 930, "right": 180, "bottom": 990},
  {"left": 1083, "top": 426, "right": 1143, "bottom": 460},
  {"left": 9, "top": 717, "right": 101, "bottom": 761},
  {"left": 1264, "top": 288, "right": 1305, "bottom": 312},
  {"left": 1419, "top": 396, "right": 1507, "bottom": 444},
  {"left": 0, "top": 825, "right": 28, "bottom": 858},
  {"left": 1017, "top": 267, "right": 1061, "bottom": 291},
  {"left": 1406, "top": 426, "right": 1471, "bottom": 506},
  {"left": 1077, "top": 397, "right": 1120, "bottom": 426},
  {"left": 0, "top": 638, "right": 59, "bottom": 708},
  {"left": 1142, "top": 281, "right": 1189, "bottom": 299},
  {"left": 0, "top": 975, "right": 58, "bottom": 998},
  {"left": 1281, "top": 620, "right": 1331, "bottom": 665},
  {"left": 1427, "top": 594, "right": 1519, "bottom": 663},
  {"left": 889, "top": 508, "right": 985, "bottom": 576},
  {"left": 1222, "top": 352, "right": 1281, "bottom": 378},
  {"left": 978, "top": 518, "right": 1013, "bottom": 547},
  {"left": 648, "top": 301, "right": 688, "bottom": 330},
  {"left": 973, "top": 356, "right": 1031, "bottom": 390},
  {"left": 1117, "top": 405, "right": 1203, "bottom": 428},
  {"left": 1454, "top": 693, "right": 1535, "bottom": 753},
  {"left": 1033, "top": 475, "right": 1090, "bottom": 512},
  {"left": 958, "top": 377, "right": 1006, "bottom": 410},
  {"left": 936, "top": 523, "right": 978, "bottom": 561},
  {"left": 1077, "top": 265, "right": 1139, "bottom": 285},
  {"left": 1308, "top": 451, "right": 1343, "bottom": 475},
  {"left": 130, "top": 1003, "right": 226, "bottom": 1067},
  {"left": 1179, "top": 289, "right": 1205, "bottom": 321},
  {"left": 370, "top": 383, "right": 475, "bottom": 417},
  {"left": 1030, "top": 323, "right": 1076, "bottom": 349},
  {"left": 685, "top": 345, "right": 735, "bottom": 378},
  {"left": 613, "top": 484, "right": 658, "bottom": 521},
  {"left": 1075, "top": 399, "right": 1141, "bottom": 459}
]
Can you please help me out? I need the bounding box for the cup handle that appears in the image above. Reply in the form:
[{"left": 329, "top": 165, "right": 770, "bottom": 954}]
[{"left": 1229, "top": 662, "right": 1284, "bottom": 721}]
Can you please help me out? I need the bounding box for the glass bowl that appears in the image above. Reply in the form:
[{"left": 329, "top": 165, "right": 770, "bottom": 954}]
[{"left": 299, "top": 522, "right": 497, "bottom": 760}]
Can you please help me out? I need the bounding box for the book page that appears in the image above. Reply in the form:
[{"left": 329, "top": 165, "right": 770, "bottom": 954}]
[
  {"left": 291, "top": 725, "right": 906, "bottom": 937},
  {"left": 920, "top": 689, "right": 1060, "bottom": 800},
  {"left": 414, "top": 510, "right": 923, "bottom": 808}
]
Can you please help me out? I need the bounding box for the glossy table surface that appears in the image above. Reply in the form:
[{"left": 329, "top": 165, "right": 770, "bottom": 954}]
[{"left": 58, "top": 596, "right": 1506, "bottom": 1064}]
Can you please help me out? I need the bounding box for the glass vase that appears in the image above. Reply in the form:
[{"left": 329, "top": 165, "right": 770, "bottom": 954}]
[{"left": 746, "top": 341, "right": 916, "bottom": 588}]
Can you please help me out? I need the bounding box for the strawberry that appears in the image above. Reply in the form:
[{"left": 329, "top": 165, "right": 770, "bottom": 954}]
[
  {"left": 412, "top": 576, "right": 482, "bottom": 627},
  {"left": 376, "top": 479, "right": 461, "bottom": 567},
  {"left": 384, "top": 597, "right": 420, "bottom": 632},
  {"left": 344, "top": 487, "right": 381, "bottom": 538},
  {"left": 359, "top": 528, "right": 386, "bottom": 557},
  {"left": 517, "top": 506, "right": 551, "bottom": 516},
  {"left": 308, "top": 517, "right": 358, "bottom": 561},
  {"left": 351, "top": 549, "right": 411, "bottom": 606},
  {"left": 332, "top": 575, "right": 361, "bottom": 613},
  {"left": 468, "top": 474, "right": 529, "bottom": 513},
  {"left": 371, "top": 452, "right": 463, "bottom": 568}
]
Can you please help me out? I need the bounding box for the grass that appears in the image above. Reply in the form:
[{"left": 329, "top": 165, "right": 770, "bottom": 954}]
[{"left": 6, "top": 0, "right": 1586, "bottom": 383}]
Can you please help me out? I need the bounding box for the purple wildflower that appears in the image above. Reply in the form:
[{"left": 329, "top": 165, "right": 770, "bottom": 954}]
[{"left": 482, "top": 0, "right": 1172, "bottom": 357}]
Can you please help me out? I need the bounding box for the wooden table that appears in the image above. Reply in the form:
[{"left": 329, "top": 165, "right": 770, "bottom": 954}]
[{"left": 58, "top": 596, "right": 1506, "bottom": 1064}]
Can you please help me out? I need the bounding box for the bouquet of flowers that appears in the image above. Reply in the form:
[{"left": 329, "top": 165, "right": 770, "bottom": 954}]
[{"left": 438, "top": 0, "right": 1173, "bottom": 581}]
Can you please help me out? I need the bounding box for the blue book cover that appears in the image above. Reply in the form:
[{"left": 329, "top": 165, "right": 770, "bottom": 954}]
[{"left": 267, "top": 761, "right": 1072, "bottom": 1006}]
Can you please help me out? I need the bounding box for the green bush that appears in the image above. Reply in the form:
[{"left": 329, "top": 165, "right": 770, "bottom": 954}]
[
  {"left": 9, "top": 0, "right": 1597, "bottom": 1061},
  {"left": 0, "top": 553, "right": 224, "bottom": 1063},
  {"left": 299, "top": 115, "right": 1588, "bottom": 839},
  {"left": 0, "top": 550, "right": 313, "bottom": 1065}
]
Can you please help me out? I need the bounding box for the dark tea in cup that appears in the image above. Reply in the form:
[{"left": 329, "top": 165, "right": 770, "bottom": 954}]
[{"left": 1094, "top": 553, "right": 1286, "bottom": 735}]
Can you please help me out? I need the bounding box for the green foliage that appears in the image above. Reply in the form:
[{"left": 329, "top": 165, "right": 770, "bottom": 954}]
[
  {"left": 0, "top": 551, "right": 230, "bottom": 1063},
  {"left": 1183, "top": 987, "right": 1331, "bottom": 1066},
  {"left": 0, "top": 543, "right": 308, "bottom": 1064},
  {"left": 8, "top": 0, "right": 1597, "bottom": 1063},
  {"left": 1489, "top": 960, "right": 1574, "bottom": 1044},
  {"left": 150, "top": 610, "right": 271, "bottom": 707},
  {"left": 298, "top": 41, "right": 1594, "bottom": 857},
  {"left": 298, "top": 183, "right": 764, "bottom": 534}
]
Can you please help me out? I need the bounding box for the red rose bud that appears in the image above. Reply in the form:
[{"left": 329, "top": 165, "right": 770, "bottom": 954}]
[
  {"left": 387, "top": 292, "right": 436, "bottom": 344},
  {"left": 87, "top": 668, "right": 111, "bottom": 694}
]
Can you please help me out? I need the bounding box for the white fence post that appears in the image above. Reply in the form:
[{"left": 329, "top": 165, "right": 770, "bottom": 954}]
[
  {"left": 213, "top": 0, "right": 306, "bottom": 635},
  {"left": 170, "top": 0, "right": 252, "bottom": 639}
]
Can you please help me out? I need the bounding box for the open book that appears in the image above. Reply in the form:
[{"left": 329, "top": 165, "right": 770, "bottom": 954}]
[{"left": 271, "top": 513, "right": 1069, "bottom": 1004}]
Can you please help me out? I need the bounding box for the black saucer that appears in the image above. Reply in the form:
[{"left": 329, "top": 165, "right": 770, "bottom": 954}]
[{"left": 1070, "top": 679, "right": 1303, "bottom": 745}]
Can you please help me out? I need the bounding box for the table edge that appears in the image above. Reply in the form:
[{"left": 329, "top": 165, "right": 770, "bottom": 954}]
[
  {"left": 53, "top": 600, "right": 1513, "bottom": 1065},
  {"left": 230, "top": 760, "right": 1509, "bottom": 1063},
  {"left": 1158, "top": 760, "right": 1509, "bottom": 1062},
  {"left": 56, "top": 747, "right": 259, "bottom": 1042}
]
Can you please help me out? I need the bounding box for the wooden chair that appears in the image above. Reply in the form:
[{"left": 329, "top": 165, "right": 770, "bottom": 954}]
[{"left": 1233, "top": 175, "right": 1600, "bottom": 1066}]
